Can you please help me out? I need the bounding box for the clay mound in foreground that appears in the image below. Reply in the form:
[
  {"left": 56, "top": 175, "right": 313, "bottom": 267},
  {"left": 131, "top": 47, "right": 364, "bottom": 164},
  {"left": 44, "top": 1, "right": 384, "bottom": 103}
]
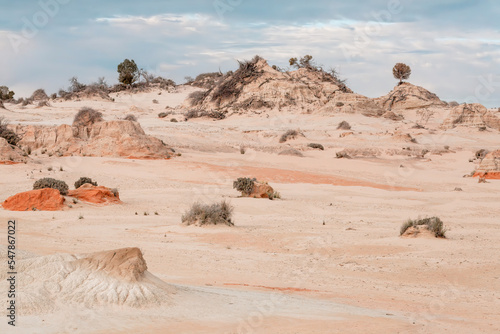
[{"left": 0, "top": 247, "right": 174, "bottom": 315}]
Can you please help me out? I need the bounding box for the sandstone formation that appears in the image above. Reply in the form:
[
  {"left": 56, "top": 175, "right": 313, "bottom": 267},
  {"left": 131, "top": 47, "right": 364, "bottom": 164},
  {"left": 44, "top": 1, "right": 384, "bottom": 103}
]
[
  {"left": 375, "top": 82, "right": 446, "bottom": 111},
  {"left": 185, "top": 56, "right": 352, "bottom": 113},
  {"left": 13, "top": 120, "right": 175, "bottom": 159},
  {"left": 474, "top": 150, "right": 500, "bottom": 179},
  {"left": 68, "top": 184, "right": 122, "bottom": 205},
  {"left": 0, "top": 137, "right": 27, "bottom": 164},
  {"left": 441, "top": 103, "right": 500, "bottom": 130},
  {"left": 2, "top": 188, "right": 65, "bottom": 211}
]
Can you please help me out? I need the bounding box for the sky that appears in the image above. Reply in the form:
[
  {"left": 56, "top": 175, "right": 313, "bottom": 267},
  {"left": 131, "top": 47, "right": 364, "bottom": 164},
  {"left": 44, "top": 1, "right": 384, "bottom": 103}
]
[{"left": 0, "top": 0, "right": 499, "bottom": 107}]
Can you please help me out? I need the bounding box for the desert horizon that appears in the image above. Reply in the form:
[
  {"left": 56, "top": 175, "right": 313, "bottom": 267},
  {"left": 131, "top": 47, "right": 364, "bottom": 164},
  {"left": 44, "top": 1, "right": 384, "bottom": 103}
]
[{"left": 1, "top": 1, "right": 500, "bottom": 334}]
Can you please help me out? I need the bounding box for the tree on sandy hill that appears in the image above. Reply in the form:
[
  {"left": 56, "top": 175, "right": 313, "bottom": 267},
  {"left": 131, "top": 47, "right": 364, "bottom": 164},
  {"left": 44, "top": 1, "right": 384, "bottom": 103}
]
[
  {"left": 393, "top": 63, "right": 411, "bottom": 85},
  {"left": 117, "top": 59, "right": 139, "bottom": 86}
]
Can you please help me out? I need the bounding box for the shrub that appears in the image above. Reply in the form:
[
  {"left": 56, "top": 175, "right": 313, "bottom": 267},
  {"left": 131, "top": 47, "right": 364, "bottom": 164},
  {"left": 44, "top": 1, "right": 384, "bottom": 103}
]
[
  {"left": 267, "top": 190, "right": 281, "bottom": 200},
  {"left": 73, "top": 107, "right": 103, "bottom": 127},
  {"left": 117, "top": 59, "right": 139, "bottom": 86},
  {"left": 400, "top": 217, "right": 446, "bottom": 238},
  {"left": 0, "top": 86, "right": 15, "bottom": 100},
  {"left": 124, "top": 114, "right": 137, "bottom": 122},
  {"left": 233, "top": 177, "right": 256, "bottom": 196},
  {"left": 278, "top": 148, "right": 304, "bottom": 157},
  {"left": 158, "top": 112, "right": 168, "bottom": 118},
  {"left": 38, "top": 100, "right": 50, "bottom": 107},
  {"left": 0, "top": 117, "right": 20, "bottom": 146},
  {"left": 185, "top": 110, "right": 225, "bottom": 120},
  {"left": 336, "top": 151, "right": 351, "bottom": 159},
  {"left": 308, "top": 143, "right": 324, "bottom": 150},
  {"left": 393, "top": 63, "right": 411, "bottom": 85},
  {"left": 188, "top": 90, "right": 207, "bottom": 106},
  {"left": 170, "top": 118, "right": 178, "bottom": 122},
  {"left": 336, "top": 102, "right": 344, "bottom": 107},
  {"left": 448, "top": 101, "right": 459, "bottom": 107},
  {"left": 279, "top": 129, "right": 301, "bottom": 143},
  {"left": 33, "top": 178, "right": 69, "bottom": 195},
  {"left": 475, "top": 149, "right": 488, "bottom": 160},
  {"left": 182, "top": 201, "right": 234, "bottom": 226},
  {"left": 337, "top": 121, "right": 351, "bottom": 130},
  {"left": 74, "top": 177, "right": 98, "bottom": 189},
  {"left": 31, "top": 89, "right": 48, "bottom": 101},
  {"left": 152, "top": 99, "right": 159, "bottom": 104}
]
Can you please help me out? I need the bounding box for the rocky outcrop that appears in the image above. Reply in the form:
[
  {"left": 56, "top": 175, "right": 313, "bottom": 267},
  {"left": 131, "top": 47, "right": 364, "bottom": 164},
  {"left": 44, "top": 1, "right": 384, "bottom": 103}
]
[
  {"left": 441, "top": 103, "right": 500, "bottom": 130},
  {"left": 0, "top": 137, "right": 27, "bottom": 164},
  {"left": 320, "top": 92, "right": 385, "bottom": 117},
  {"left": 2, "top": 188, "right": 65, "bottom": 211},
  {"left": 375, "top": 83, "right": 446, "bottom": 111},
  {"left": 13, "top": 120, "right": 175, "bottom": 159},
  {"left": 186, "top": 56, "right": 352, "bottom": 113},
  {"left": 248, "top": 181, "right": 275, "bottom": 199},
  {"left": 474, "top": 150, "right": 500, "bottom": 179},
  {"left": 68, "top": 184, "right": 121, "bottom": 205}
]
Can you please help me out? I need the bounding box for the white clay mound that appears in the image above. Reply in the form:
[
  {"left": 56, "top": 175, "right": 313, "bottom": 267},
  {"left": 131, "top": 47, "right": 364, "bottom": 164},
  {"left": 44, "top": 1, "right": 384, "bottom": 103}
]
[{"left": 0, "top": 247, "right": 174, "bottom": 315}]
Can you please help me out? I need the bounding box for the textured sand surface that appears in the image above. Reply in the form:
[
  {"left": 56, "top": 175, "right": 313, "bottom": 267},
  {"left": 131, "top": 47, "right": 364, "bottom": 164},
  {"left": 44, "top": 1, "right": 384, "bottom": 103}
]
[{"left": 0, "top": 87, "right": 499, "bottom": 333}]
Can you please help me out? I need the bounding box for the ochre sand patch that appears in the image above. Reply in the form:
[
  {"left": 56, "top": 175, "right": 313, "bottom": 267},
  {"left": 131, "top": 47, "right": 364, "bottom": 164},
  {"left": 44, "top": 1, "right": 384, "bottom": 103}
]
[{"left": 2, "top": 188, "right": 65, "bottom": 211}]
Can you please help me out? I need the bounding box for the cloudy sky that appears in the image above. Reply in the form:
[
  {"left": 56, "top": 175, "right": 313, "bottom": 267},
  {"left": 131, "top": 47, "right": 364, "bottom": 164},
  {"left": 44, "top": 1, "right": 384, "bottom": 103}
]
[{"left": 1, "top": 0, "right": 499, "bottom": 107}]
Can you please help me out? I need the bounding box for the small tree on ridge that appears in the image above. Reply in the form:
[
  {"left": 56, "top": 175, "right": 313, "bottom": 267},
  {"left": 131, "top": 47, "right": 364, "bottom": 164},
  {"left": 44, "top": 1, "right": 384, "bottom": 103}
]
[{"left": 393, "top": 63, "right": 411, "bottom": 85}]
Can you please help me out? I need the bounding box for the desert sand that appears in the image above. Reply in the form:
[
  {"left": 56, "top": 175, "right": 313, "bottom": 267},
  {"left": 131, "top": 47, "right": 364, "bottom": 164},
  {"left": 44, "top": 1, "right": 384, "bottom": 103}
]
[{"left": 0, "top": 64, "right": 500, "bottom": 333}]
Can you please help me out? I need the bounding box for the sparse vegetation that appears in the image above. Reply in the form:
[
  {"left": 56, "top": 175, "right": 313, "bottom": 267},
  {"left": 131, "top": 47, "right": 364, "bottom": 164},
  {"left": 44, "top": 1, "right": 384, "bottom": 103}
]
[
  {"left": 212, "top": 55, "right": 263, "bottom": 105},
  {"left": 117, "top": 59, "right": 139, "bottom": 86},
  {"left": 400, "top": 217, "right": 446, "bottom": 238},
  {"left": 74, "top": 177, "right": 98, "bottom": 189},
  {"left": 33, "top": 178, "right": 69, "bottom": 195},
  {"left": 31, "top": 88, "right": 48, "bottom": 101},
  {"left": 279, "top": 129, "right": 302, "bottom": 143},
  {"left": 0, "top": 117, "right": 20, "bottom": 146},
  {"left": 233, "top": 177, "right": 256, "bottom": 196},
  {"left": 336, "top": 151, "right": 351, "bottom": 159},
  {"left": 188, "top": 90, "right": 207, "bottom": 106},
  {"left": 124, "top": 114, "right": 137, "bottom": 122},
  {"left": 0, "top": 86, "right": 15, "bottom": 100},
  {"left": 266, "top": 190, "right": 281, "bottom": 200},
  {"left": 308, "top": 143, "right": 324, "bottom": 150},
  {"left": 393, "top": 63, "right": 412, "bottom": 85},
  {"left": 182, "top": 201, "right": 234, "bottom": 226},
  {"left": 337, "top": 121, "right": 351, "bottom": 130},
  {"left": 278, "top": 148, "right": 304, "bottom": 157},
  {"left": 73, "top": 107, "right": 103, "bottom": 127},
  {"left": 184, "top": 110, "right": 225, "bottom": 120}
]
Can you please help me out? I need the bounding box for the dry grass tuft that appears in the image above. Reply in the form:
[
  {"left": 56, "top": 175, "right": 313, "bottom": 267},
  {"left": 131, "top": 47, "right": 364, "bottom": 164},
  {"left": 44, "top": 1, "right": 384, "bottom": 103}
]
[
  {"left": 182, "top": 201, "right": 234, "bottom": 226},
  {"left": 400, "top": 217, "right": 446, "bottom": 238}
]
